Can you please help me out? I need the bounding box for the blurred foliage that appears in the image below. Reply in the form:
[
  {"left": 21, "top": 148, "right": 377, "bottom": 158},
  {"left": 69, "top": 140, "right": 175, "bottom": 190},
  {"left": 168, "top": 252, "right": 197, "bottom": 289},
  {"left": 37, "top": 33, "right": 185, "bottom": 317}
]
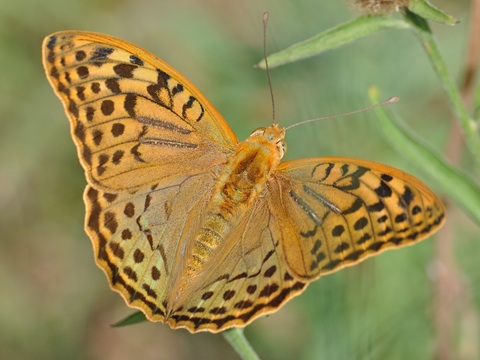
[{"left": 0, "top": 1, "right": 477, "bottom": 360}]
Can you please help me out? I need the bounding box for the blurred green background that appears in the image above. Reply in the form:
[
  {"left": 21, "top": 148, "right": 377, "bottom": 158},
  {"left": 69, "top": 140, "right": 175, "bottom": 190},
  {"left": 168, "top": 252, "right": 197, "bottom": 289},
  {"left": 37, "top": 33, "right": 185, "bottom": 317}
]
[{"left": 0, "top": 0, "right": 477, "bottom": 359}]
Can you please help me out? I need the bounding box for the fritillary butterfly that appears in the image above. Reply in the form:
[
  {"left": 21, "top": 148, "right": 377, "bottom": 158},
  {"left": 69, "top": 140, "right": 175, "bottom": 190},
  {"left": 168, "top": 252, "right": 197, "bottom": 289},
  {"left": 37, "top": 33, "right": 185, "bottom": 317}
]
[{"left": 42, "top": 31, "right": 445, "bottom": 333}]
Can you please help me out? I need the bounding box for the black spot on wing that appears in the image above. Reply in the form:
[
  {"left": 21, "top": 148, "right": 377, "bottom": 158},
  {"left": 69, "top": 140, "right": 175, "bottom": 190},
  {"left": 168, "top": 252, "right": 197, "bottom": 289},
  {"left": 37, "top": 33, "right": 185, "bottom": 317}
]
[
  {"left": 342, "top": 198, "right": 363, "bottom": 215},
  {"left": 90, "top": 47, "right": 114, "bottom": 61},
  {"left": 375, "top": 181, "right": 392, "bottom": 198},
  {"left": 114, "top": 64, "right": 137, "bottom": 78},
  {"left": 76, "top": 66, "right": 89, "bottom": 79},
  {"left": 332, "top": 225, "right": 345, "bottom": 237},
  {"left": 101, "top": 100, "right": 114, "bottom": 115},
  {"left": 76, "top": 86, "right": 85, "bottom": 101},
  {"left": 75, "top": 50, "right": 86, "bottom": 61},
  {"left": 400, "top": 186, "right": 415, "bottom": 208},
  {"left": 130, "top": 55, "right": 144, "bottom": 66},
  {"left": 354, "top": 217, "right": 368, "bottom": 230},
  {"left": 336, "top": 166, "right": 369, "bottom": 191},
  {"left": 46, "top": 35, "right": 57, "bottom": 50},
  {"left": 124, "top": 94, "right": 137, "bottom": 117},
  {"left": 156, "top": 69, "right": 170, "bottom": 86},
  {"left": 50, "top": 66, "right": 59, "bottom": 79},
  {"left": 381, "top": 174, "right": 393, "bottom": 182},
  {"left": 105, "top": 78, "right": 121, "bottom": 94},
  {"left": 368, "top": 201, "right": 385, "bottom": 212},
  {"left": 172, "top": 84, "right": 183, "bottom": 96}
]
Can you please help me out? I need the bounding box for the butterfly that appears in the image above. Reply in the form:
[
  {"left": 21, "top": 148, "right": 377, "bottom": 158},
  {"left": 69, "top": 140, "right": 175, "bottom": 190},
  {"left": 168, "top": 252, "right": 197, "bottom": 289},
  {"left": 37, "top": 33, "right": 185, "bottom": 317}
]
[{"left": 42, "top": 31, "right": 445, "bottom": 333}]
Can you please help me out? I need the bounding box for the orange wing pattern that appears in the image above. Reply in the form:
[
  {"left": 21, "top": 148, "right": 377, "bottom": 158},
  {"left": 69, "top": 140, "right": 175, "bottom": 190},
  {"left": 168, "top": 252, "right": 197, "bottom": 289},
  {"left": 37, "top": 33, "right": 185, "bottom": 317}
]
[
  {"left": 272, "top": 157, "right": 445, "bottom": 279},
  {"left": 43, "top": 31, "right": 445, "bottom": 333},
  {"left": 43, "top": 31, "right": 236, "bottom": 191}
]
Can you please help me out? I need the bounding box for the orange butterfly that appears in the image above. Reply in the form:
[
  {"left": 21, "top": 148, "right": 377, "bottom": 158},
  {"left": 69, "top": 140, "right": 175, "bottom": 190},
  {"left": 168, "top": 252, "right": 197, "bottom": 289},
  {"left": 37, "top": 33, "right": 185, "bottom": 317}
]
[{"left": 42, "top": 31, "right": 445, "bottom": 333}]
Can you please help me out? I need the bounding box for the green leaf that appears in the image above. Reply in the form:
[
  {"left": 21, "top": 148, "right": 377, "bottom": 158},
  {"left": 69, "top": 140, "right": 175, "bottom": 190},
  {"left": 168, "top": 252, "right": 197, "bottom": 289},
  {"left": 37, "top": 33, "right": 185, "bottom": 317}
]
[
  {"left": 257, "top": 15, "right": 410, "bottom": 69},
  {"left": 111, "top": 311, "right": 147, "bottom": 327},
  {"left": 369, "top": 87, "right": 480, "bottom": 225},
  {"left": 408, "top": 0, "right": 458, "bottom": 25}
]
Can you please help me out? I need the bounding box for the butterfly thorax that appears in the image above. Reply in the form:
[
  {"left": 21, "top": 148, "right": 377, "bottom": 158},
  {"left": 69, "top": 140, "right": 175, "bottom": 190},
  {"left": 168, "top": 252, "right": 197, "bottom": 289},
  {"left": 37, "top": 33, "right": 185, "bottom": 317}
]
[
  {"left": 220, "top": 125, "right": 286, "bottom": 205},
  {"left": 178, "top": 125, "right": 285, "bottom": 291}
]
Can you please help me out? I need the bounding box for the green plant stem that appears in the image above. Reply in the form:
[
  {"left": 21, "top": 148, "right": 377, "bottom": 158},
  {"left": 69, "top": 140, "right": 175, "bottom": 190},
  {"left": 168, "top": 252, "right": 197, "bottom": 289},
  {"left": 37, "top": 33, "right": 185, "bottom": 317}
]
[
  {"left": 223, "top": 328, "right": 260, "bottom": 360},
  {"left": 370, "top": 88, "right": 480, "bottom": 224},
  {"left": 404, "top": 10, "right": 480, "bottom": 163}
]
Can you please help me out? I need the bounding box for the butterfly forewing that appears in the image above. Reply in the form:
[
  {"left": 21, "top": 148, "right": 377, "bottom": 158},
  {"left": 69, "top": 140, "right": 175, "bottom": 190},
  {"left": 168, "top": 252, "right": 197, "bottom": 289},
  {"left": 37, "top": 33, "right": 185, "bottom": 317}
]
[
  {"left": 273, "top": 157, "right": 445, "bottom": 279},
  {"left": 42, "top": 31, "right": 237, "bottom": 191}
]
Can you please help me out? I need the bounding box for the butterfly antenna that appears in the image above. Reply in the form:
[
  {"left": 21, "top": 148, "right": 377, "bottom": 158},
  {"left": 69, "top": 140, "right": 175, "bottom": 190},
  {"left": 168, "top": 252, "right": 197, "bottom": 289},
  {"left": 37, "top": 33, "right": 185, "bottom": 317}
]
[
  {"left": 263, "top": 12, "right": 276, "bottom": 124},
  {"left": 285, "top": 96, "right": 399, "bottom": 130}
]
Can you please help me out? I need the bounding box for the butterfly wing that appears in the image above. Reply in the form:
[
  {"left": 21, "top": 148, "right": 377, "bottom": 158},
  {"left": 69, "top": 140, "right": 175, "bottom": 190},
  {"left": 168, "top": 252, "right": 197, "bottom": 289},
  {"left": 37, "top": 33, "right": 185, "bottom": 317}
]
[
  {"left": 163, "top": 197, "right": 306, "bottom": 332},
  {"left": 42, "top": 31, "right": 446, "bottom": 333},
  {"left": 42, "top": 31, "right": 237, "bottom": 191},
  {"left": 270, "top": 157, "right": 445, "bottom": 279},
  {"left": 156, "top": 156, "right": 445, "bottom": 332},
  {"left": 85, "top": 180, "right": 305, "bottom": 333},
  {"left": 84, "top": 172, "right": 217, "bottom": 325},
  {"left": 42, "top": 31, "right": 240, "bottom": 328}
]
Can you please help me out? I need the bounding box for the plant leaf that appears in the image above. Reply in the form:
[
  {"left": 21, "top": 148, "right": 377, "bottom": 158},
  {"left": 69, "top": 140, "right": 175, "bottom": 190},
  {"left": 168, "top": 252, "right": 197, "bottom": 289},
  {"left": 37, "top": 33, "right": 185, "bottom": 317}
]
[
  {"left": 257, "top": 15, "right": 410, "bottom": 69},
  {"left": 408, "top": 0, "right": 458, "bottom": 25},
  {"left": 111, "top": 311, "right": 147, "bottom": 327}
]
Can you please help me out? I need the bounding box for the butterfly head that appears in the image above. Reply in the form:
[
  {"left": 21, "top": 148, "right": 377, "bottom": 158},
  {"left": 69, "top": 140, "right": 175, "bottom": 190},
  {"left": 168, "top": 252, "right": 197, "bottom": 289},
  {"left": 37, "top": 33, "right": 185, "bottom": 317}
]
[{"left": 249, "top": 123, "right": 287, "bottom": 159}]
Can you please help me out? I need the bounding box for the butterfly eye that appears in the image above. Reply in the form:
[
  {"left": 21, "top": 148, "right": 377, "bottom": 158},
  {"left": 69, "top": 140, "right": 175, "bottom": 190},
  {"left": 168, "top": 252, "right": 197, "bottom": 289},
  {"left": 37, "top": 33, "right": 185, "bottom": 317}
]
[
  {"left": 250, "top": 127, "right": 266, "bottom": 137},
  {"left": 276, "top": 140, "right": 287, "bottom": 158}
]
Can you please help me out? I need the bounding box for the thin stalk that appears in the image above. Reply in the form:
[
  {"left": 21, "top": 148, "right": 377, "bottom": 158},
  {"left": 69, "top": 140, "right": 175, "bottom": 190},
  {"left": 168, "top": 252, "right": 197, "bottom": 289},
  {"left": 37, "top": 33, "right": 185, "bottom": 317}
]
[
  {"left": 403, "top": 10, "right": 480, "bottom": 164},
  {"left": 223, "top": 328, "right": 261, "bottom": 360}
]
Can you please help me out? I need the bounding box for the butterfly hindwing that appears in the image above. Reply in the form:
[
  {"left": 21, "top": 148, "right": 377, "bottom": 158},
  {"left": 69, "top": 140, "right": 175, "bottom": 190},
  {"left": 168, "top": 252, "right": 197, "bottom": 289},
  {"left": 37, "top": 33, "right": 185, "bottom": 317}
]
[
  {"left": 85, "top": 172, "right": 218, "bottom": 323},
  {"left": 164, "top": 197, "right": 306, "bottom": 332}
]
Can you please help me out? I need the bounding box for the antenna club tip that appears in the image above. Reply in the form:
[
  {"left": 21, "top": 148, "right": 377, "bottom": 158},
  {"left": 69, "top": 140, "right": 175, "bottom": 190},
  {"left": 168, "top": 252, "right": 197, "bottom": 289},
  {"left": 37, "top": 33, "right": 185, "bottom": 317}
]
[
  {"left": 263, "top": 12, "right": 269, "bottom": 22},
  {"left": 387, "top": 96, "right": 400, "bottom": 104}
]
